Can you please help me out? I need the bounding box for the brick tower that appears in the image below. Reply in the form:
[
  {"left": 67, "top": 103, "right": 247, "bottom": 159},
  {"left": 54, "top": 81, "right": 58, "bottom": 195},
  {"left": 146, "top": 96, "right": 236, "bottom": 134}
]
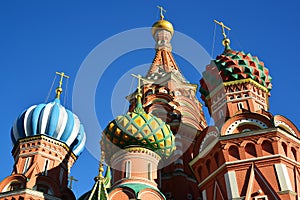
[
  {"left": 96, "top": 81, "right": 176, "bottom": 200},
  {"left": 0, "top": 72, "right": 86, "bottom": 200},
  {"left": 190, "top": 21, "right": 300, "bottom": 200},
  {"left": 126, "top": 9, "right": 207, "bottom": 200}
]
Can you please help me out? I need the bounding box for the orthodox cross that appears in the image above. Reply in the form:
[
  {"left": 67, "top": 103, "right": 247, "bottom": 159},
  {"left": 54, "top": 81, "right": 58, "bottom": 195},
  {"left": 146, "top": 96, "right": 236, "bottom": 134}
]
[
  {"left": 68, "top": 175, "right": 78, "bottom": 189},
  {"left": 56, "top": 71, "right": 69, "bottom": 88},
  {"left": 55, "top": 71, "right": 69, "bottom": 99},
  {"left": 213, "top": 19, "right": 231, "bottom": 39},
  {"left": 131, "top": 74, "right": 144, "bottom": 96},
  {"left": 157, "top": 5, "right": 166, "bottom": 20}
]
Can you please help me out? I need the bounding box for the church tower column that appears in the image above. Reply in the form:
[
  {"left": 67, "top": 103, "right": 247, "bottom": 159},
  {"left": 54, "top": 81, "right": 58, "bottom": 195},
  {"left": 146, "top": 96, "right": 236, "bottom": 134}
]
[
  {"left": 0, "top": 72, "right": 86, "bottom": 200},
  {"left": 101, "top": 76, "right": 175, "bottom": 200}
]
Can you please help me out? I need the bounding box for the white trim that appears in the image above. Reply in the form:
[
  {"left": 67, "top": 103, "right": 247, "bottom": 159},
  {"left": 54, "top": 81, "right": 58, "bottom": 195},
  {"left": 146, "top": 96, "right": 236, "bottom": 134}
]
[
  {"left": 202, "top": 190, "right": 207, "bottom": 200},
  {"left": 224, "top": 171, "right": 240, "bottom": 199},
  {"left": 225, "top": 118, "right": 268, "bottom": 135},
  {"left": 22, "top": 157, "right": 31, "bottom": 174},
  {"left": 274, "top": 163, "right": 293, "bottom": 191}
]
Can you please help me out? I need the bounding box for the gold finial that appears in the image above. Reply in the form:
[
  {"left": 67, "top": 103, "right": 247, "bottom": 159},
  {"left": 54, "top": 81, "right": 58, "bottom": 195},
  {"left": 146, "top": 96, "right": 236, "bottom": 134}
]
[
  {"left": 157, "top": 5, "right": 166, "bottom": 20},
  {"left": 213, "top": 19, "right": 231, "bottom": 47},
  {"left": 55, "top": 71, "right": 69, "bottom": 99}
]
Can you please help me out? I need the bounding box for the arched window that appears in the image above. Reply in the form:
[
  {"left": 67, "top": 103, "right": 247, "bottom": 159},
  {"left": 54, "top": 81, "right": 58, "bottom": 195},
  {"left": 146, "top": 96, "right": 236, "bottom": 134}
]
[
  {"left": 214, "top": 152, "right": 220, "bottom": 167},
  {"left": 291, "top": 147, "right": 297, "bottom": 161},
  {"left": 229, "top": 146, "right": 240, "bottom": 161},
  {"left": 281, "top": 142, "right": 288, "bottom": 156},
  {"left": 262, "top": 140, "right": 274, "bottom": 156},
  {"left": 206, "top": 160, "right": 211, "bottom": 174},
  {"left": 245, "top": 143, "right": 257, "bottom": 158},
  {"left": 237, "top": 102, "right": 244, "bottom": 110}
]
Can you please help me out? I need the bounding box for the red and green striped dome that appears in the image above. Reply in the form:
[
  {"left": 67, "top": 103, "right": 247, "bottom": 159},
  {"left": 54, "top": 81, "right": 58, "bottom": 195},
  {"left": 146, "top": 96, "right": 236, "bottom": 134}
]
[
  {"left": 101, "top": 97, "right": 175, "bottom": 159},
  {"left": 200, "top": 49, "right": 272, "bottom": 99}
]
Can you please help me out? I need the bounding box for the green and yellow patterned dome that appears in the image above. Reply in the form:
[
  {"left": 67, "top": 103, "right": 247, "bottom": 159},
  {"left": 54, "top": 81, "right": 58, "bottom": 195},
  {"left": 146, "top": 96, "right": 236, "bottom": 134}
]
[{"left": 101, "top": 95, "right": 175, "bottom": 159}]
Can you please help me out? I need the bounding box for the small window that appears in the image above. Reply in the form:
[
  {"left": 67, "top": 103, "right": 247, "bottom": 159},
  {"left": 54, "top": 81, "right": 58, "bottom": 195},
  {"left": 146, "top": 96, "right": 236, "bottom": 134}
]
[
  {"left": 42, "top": 160, "right": 49, "bottom": 176},
  {"left": 238, "top": 102, "right": 244, "bottom": 110},
  {"left": 125, "top": 160, "right": 131, "bottom": 178},
  {"left": 187, "top": 193, "right": 193, "bottom": 199},
  {"left": 22, "top": 157, "right": 31, "bottom": 174},
  {"left": 148, "top": 163, "right": 152, "bottom": 180}
]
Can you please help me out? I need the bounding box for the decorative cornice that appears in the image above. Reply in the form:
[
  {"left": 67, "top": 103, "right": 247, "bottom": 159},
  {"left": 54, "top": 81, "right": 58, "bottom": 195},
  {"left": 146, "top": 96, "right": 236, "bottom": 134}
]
[
  {"left": 206, "top": 78, "right": 269, "bottom": 100},
  {"left": 13, "top": 135, "right": 77, "bottom": 160}
]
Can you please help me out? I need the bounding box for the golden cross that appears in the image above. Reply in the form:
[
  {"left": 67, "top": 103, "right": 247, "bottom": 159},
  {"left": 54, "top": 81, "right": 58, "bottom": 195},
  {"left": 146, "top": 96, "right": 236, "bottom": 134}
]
[
  {"left": 68, "top": 175, "right": 78, "bottom": 189},
  {"left": 55, "top": 71, "right": 69, "bottom": 99},
  {"left": 56, "top": 71, "right": 69, "bottom": 88},
  {"left": 131, "top": 74, "right": 144, "bottom": 96},
  {"left": 214, "top": 19, "right": 231, "bottom": 39},
  {"left": 157, "top": 5, "right": 166, "bottom": 20}
]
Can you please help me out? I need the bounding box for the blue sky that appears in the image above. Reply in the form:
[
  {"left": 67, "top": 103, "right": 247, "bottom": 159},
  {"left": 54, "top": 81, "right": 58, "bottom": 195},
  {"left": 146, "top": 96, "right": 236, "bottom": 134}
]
[{"left": 0, "top": 0, "right": 300, "bottom": 197}]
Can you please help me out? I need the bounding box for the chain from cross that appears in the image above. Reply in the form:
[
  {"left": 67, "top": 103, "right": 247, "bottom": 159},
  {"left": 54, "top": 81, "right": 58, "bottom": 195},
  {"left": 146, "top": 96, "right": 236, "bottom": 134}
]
[
  {"left": 157, "top": 5, "right": 166, "bottom": 20},
  {"left": 68, "top": 175, "right": 78, "bottom": 189},
  {"left": 213, "top": 19, "right": 231, "bottom": 39}
]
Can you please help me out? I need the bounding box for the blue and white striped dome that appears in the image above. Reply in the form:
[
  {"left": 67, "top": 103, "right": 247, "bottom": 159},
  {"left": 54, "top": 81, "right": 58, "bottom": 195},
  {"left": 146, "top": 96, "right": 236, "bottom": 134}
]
[{"left": 11, "top": 98, "right": 86, "bottom": 156}]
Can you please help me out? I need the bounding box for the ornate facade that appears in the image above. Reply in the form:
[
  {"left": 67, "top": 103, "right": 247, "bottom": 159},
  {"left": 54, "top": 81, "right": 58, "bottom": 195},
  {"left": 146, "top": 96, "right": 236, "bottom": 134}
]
[{"left": 0, "top": 10, "right": 299, "bottom": 200}]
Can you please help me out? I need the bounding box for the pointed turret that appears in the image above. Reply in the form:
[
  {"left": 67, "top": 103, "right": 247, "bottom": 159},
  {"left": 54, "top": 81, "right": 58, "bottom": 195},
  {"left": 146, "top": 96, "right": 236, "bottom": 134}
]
[{"left": 79, "top": 152, "right": 111, "bottom": 200}]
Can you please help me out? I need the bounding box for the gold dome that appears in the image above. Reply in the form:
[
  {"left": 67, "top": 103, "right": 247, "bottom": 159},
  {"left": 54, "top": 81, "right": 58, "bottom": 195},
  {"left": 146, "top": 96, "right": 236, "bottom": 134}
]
[{"left": 151, "top": 19, "right": 174, "bottom": 37}]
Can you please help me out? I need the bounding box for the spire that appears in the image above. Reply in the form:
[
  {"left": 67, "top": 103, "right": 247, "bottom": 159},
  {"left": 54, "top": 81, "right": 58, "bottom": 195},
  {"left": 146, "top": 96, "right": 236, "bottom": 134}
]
[
  {"left": 213, "top": 19, "right": 231, "bottom": 50},
  {"left": 80, "top": 151, "right": 110, "bottom": 200},
  {"left": 55, "top": 71, "right": 69, "bottom": 99}
]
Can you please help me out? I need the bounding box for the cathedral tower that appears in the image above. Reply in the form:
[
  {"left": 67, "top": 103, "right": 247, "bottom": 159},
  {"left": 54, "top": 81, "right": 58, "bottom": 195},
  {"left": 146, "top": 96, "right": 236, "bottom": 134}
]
[
  {"left": 190, "top": 21, "right": 300, "bottom": 200},
  {"left": 95, "top": 77, "right": 175, "bottom": 200},
  {"left": 126, "top": 8, "right": 207, "bottom": 199}
]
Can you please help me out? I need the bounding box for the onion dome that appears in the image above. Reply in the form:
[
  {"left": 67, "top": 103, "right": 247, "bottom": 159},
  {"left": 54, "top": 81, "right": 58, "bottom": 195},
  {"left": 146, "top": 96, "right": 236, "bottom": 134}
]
[
  {"left": 200, "top": 48, "right": 272, "bottom": 100},
  {"left": 101, "top": 93, "right": 175, "bottom": 159},
  {"left": 11, "top": 72, "right": 86, "bottom": 157},
  {"left": 152, "top": 19, "right": 174, "bottom": 37},
  {"left": 151, "top": 6, "right": 174, "bottom": 37}
]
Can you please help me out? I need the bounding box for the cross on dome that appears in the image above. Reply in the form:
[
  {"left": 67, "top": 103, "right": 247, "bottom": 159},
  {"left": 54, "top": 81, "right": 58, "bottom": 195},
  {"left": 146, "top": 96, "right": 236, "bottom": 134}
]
[
  {"left": 214, "top": 19, "right": 231, "bottom": 48},
  {"left": 157, "top": 5, "right": 166, "bottom": 20},
  {"left": 55, "top": 71, "right": 69, "bottom": 99}
]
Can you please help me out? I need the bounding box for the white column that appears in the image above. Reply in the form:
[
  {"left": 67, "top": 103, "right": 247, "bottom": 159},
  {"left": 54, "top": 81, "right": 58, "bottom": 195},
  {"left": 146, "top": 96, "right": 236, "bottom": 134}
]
[
  {"left": 224, "top": 171, "right": 240, "bottom": 199},
  {"left": 274, "top": 163, "right": 293, "bottom": 191},
  {"left": 202, "top": 190, "right": 207, "bottom": 200}
]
